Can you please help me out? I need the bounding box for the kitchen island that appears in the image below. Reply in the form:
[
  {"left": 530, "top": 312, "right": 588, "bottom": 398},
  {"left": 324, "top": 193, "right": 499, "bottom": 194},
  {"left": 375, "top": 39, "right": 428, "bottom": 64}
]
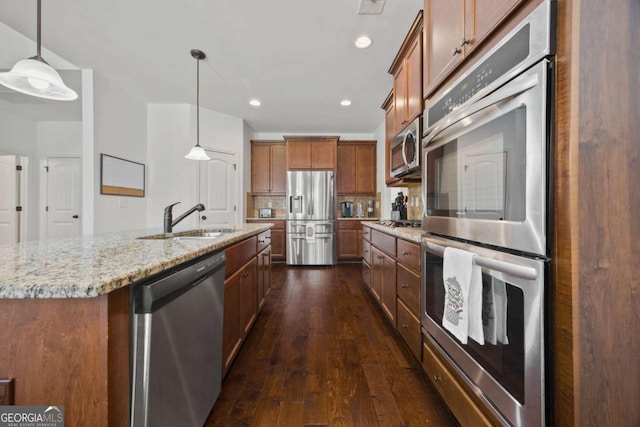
[{"left": 0, "top": 223, "right": 271, "bottom": 427}]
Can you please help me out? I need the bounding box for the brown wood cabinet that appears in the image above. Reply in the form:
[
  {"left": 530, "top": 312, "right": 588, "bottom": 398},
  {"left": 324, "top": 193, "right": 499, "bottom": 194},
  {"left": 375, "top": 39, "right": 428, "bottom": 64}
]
[
  {"left": 336, "top": 141, "right": 377, "bottom": 195},
  {"left": 396, "top": 239, "right": 421, "bottom": 360},
  {"left": 222, "top": 233, "right": 271, "bottom": 377},
  {"left": 338, "top": 220, "right": 363, "bottom": 261},
  {"left": 257, "top": 246, "right": 271, "bottom": 311},
  {"left": 246, "top": 220, "right": 285, "bottom": 261},
  {"left": 424, "top": 0, "right": 525, "bottom": 97},
  {"left": 382, "top": 92, "right": 400, "bottom": 187},
  {"left": 251, "top": 141, "right": 286, "bottom": 194},
  {"left": 390, "top": 12, "right": 423, "bottom": 133},
  {"left": 284, "top": 136, "right": 338, "bottom": 170},
  {"left": 371, "top": 246, "right": 397, "bottom": 324},
  {"left": 365, "top": 225, "right": 423, "bottom": 360}
]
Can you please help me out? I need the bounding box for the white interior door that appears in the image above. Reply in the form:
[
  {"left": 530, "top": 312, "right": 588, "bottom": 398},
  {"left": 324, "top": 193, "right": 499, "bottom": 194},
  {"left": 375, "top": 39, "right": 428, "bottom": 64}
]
[
  {"left": 199, "top": 150, "right": 238, "bottom": 226},
  {"left": 47, "top": 157, "right": 82, "bottom": 239},
  {"left": 0, "top": 155, "right": 18, "bottom": 245}
]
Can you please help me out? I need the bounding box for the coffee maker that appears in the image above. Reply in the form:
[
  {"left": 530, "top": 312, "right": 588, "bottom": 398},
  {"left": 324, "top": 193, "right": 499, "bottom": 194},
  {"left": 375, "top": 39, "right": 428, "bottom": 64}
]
[
  {"left": 391, "top": 192, "right": 407, "bottom": 221},
  {"left": 341, "top": 201, "right": 353, "bottom": 218}
]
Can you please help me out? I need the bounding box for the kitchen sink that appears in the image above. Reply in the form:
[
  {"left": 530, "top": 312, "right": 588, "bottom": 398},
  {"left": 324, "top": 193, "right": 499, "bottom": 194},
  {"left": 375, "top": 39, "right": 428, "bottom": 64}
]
[
  {"left": 172, "top": 231, "right": 225, "bottom": 241},
  {"left": 138, "top": 229, "right": 235, "bottom": 240}
]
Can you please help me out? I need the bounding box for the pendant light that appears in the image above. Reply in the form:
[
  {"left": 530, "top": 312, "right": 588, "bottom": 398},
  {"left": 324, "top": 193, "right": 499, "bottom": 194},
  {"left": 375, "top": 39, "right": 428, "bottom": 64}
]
[
  {"left": 0, "top": 0, "right": 77, "bottom": 101},
  {"left": 185, "top": 49, "right": 211, "bottom": 161}
]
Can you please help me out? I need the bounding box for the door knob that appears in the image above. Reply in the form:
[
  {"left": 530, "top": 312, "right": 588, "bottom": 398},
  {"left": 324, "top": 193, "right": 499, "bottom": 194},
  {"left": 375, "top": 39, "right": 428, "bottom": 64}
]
[
  {"left": 72, "top": 215, "right": 79, "bottom": 219},
  {"left": 201, "top": 215, "right": 207, "bottom": 220}
]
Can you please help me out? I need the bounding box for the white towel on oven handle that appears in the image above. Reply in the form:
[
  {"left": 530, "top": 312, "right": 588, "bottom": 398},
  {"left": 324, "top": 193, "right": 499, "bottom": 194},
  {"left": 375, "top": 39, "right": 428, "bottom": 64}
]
[
  {"left": 494, "top": 278, "right": 509, "bottom": 345},
  {"left": 468, "top": 263, "right": 485, "bottom": 345},
  {"left": 442, "top": 247, "right": 473, "bottom": 345}
]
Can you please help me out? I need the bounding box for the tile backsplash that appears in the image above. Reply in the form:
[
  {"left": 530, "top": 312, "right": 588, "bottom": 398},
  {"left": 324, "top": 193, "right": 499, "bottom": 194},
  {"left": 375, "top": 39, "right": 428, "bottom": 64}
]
[
  {"left": 247, "top": 194, "right": 287, "bottom": 218},
  {"left": 246, "top": 193, "right": 382, "bottom": 219}
]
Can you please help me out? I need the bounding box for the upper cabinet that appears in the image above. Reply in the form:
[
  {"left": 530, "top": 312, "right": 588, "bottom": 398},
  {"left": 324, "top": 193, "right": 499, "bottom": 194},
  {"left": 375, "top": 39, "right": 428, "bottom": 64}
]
[
  {"left": 251, "top": 141, "right": 286, "bottom": 194},
  {"left": 336, "top": 141, "right": 377, "bottom": 195},
  {"left": 389, "top": 11, "right": 424, "bottom": 136},
  {"left": 285, "top": 136, "right": 338, "bottom": 170},
  {"left": 424, "top": 0, "right": 526, "bottom": 97}
]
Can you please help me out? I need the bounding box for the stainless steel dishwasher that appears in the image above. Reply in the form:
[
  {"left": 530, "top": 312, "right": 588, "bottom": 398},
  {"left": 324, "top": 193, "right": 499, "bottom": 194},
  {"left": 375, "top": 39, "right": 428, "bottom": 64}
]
[{"left": 131, "top": 251, "right": 225, "bottom": 427}]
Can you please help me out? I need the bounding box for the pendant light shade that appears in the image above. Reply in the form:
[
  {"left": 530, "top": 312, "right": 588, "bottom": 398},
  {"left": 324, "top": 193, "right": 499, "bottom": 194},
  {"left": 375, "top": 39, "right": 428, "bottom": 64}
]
[
  {"left": 185, "top": 49, "right": 210, "bottom": 161},
  {"left": 0, "top": 0, "right": 77, "bottom": 101}
]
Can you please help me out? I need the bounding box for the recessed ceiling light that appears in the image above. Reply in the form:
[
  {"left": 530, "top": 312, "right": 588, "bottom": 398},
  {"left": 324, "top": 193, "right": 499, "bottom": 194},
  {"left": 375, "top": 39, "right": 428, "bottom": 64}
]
[
  {"left": 340, "top": 99, "right": 352, "bottom": 107},
  {"left": 354, "top": 36, "right": 373, "bottom": 49},
  {"left": 249, "top": 99, "right": 261, "bottom": 107}
]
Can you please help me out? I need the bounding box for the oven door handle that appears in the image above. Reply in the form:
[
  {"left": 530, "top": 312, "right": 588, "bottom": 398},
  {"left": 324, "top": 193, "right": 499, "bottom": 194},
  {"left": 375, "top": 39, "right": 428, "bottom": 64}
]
[
  {"left": 423, "top": 70, "right": 540, "bottom": 147},
  {"left": 424, "top": 240, "right": 538, "bottom": 280}
]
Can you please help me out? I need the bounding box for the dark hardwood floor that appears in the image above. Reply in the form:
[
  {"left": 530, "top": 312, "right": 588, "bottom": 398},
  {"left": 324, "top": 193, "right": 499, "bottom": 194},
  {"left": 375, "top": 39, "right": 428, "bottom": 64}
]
[{"left": 206, "top": 263, "right": 457, "bottom": 426}]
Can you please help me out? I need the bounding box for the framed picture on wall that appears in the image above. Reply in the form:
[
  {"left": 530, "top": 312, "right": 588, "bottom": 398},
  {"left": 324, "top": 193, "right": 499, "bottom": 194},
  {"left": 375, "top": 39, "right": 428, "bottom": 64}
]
[{"left": 100, "top": 154, "right": 145, "bottom": 197}]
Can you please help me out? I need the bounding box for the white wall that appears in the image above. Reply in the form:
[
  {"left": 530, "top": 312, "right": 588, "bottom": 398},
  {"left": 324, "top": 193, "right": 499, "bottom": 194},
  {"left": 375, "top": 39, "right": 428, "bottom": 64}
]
[
  {"left": 92, "top": 73, "right": 148, "bottom": 234},
  {"left": 36, "top": 122, "right": 82, "bottom": 157},
  {"left": 0, "top": 109, "right": 37, "bottom": 155}
]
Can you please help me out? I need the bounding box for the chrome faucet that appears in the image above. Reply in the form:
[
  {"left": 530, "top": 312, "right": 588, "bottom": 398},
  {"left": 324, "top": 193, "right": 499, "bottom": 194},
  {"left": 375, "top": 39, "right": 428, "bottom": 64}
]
[{"left": 163, "top": 202, "right": 205, "bottom": 233}]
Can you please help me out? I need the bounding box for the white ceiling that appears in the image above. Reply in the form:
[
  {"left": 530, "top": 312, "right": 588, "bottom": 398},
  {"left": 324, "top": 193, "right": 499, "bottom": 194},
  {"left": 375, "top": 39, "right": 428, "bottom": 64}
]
[{"left": 0, "top": 0, "right": 423, "bottom": 134}]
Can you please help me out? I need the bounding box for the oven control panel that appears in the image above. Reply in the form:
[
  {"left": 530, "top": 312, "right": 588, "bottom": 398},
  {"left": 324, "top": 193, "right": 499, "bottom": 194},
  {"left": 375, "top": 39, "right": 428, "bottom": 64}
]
[{"left": 427, "top": 25, "right": 530, "bottom": 128}]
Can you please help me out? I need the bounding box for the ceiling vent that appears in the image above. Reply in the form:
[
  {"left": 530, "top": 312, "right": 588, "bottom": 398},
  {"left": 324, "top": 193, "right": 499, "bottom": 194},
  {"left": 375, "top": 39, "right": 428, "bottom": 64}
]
[{"left": 357, "top": 0, "right": 386, "bottom": 14}]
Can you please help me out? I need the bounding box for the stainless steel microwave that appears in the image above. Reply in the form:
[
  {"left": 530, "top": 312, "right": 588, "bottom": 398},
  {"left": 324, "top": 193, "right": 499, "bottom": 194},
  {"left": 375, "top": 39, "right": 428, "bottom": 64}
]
[{"left": 390, "top": 117, "right": 421, "bottom": 178}]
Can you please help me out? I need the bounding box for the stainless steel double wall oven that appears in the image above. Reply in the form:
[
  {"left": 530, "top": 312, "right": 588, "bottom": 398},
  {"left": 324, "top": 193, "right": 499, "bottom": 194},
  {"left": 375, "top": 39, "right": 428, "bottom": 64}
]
[{"left": 421, "top": 1, "right": 555, "bottom": 426}]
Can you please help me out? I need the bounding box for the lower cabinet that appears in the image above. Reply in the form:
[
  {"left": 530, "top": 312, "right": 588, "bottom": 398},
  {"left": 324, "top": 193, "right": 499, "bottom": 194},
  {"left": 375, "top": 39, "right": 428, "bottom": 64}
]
[
  {"left": 338, "top": 220, "right": 362, "bottom": 261},
  {"left": 365, "top": 225, "right": 418, "bottom": 338},
  {"left": 422, "top": 339, "right": 493, "bottom": 427},
  {"left": 371, "top": 246, "right": 397, "bottom": 324},
  {"left": 247, "top": 219, "right": 285, "bottom": 261},
  {"left": 257, "top": 246, "right": 271, "bottom": 310},
  {"left": 222, "top": 232, "right": 271, "bottom": 377}
]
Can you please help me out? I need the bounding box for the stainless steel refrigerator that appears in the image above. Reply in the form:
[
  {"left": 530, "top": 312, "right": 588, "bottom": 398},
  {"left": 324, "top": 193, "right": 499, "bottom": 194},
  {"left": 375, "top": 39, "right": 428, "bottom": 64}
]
[{"left": 286, "top": 170, "right": 336, "bottom": 265}]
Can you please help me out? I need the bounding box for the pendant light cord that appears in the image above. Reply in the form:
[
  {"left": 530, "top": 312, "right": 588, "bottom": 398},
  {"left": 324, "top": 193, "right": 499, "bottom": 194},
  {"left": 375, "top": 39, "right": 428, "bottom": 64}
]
[
  {"left": 196, "top": 54, "right": 200, "bottom": 148},
  {"left": 36, "top": 0, "right": 42, "bottom": 59}
]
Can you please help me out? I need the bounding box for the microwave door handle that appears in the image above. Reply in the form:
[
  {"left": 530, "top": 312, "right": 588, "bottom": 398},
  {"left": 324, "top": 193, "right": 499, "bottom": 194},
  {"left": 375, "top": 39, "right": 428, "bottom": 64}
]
[
  {"left": 423, "top": 240, "right": 538, "bottom": 280},
  {"left": 423, "top": 70, "right": 540, "bottom": 147},
  {"left": 401, "top": 132, "right": 410, "bottom": 166}
]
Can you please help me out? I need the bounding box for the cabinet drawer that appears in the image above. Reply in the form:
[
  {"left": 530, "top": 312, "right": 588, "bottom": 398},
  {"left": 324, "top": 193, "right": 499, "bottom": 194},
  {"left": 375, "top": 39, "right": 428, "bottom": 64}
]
[
  {"left": 362, "top": 226, "right": 372, "bottom": 242},
  {"left": 397, "top": 239, "right": 420, "bottom": 272},
  {"left": 371, "top": 229, "right": 396, "bottom": 257},
  {"left": 339, "top": 220, "right": 362, "bottom": 230},
  {"left": 397, "top": 299, "right": 421, "bottom": 360},
  {"left": 257, "top": 230, "right": 271, "bottom": 253},
  {"left": 422, "top": 339, "right": 493, "bottom": 427},
  {"left": 362, "top": 240, "right": 371, "bottom": 265},
  {"left": 397, "top": 263, "right": 420, "bottom": 317},
  {"left": 225, "top": 236, "right": 257, "bottom": 279}
]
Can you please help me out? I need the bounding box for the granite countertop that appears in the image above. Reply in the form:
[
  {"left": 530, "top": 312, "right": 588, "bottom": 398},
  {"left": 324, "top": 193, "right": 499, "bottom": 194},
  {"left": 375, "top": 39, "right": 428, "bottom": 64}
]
[
  {"left": 363, "top": 222, "right": 424, "bottom": 244},
  {"left": 0, "top": 223, "right": 271, "bottom": 299},
  {"left": 338, "top": 217, "right": 379, "bottom": 221}
]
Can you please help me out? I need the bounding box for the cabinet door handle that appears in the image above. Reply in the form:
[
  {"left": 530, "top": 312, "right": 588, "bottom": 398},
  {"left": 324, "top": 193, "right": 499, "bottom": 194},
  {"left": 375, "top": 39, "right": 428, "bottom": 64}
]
[
  {"left": 451, "top": 47, "right": 462, "bottom": 56},
  {"left": 72, "top": 215, "right": 79, "bottom": 219},
  {"left": 259, "top": 239, "right": 265, "bottom": 243},
  {"left": 201, "top": 215, "right": 207, "bottom": 220},
  {"left": 402, "top": 283, "right": 409, "bottom": 289},
  {"left": 401, "top": 251, "right": 410, "bottom": 256},
  {"left": 433, "top": 375, "right": 442, "bottom": 383},
  {"left": 242, "top": 271, "right": 249, "bottom": 278},
  {"left": 402, "top": 323, "right": 409, "bottom": 329},
  {"left": 459, "top": 38, "right": 470, "bottom": 46}
]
